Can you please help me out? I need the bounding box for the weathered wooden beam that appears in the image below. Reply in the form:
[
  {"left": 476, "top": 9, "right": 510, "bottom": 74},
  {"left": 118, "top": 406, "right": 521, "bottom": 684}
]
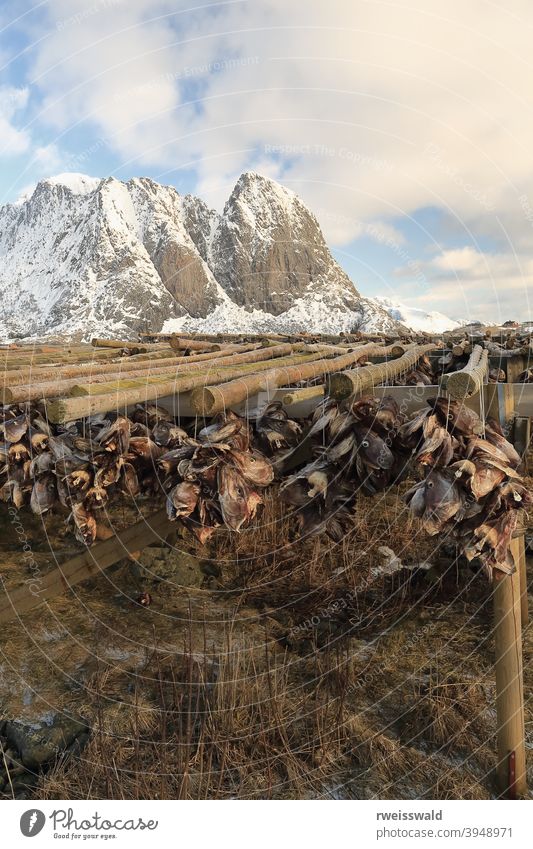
[
  {"left": 513, "top": 416, "right": 531, "bottom": 466},
  {"left": 169, "top": 336, "right": 222, "bottom": 352},
  {"left": 282, "top": 385, "right": 325, "bottom": 406},
  {"left": 506, "top": 355, "right": 527, "bottom": 384},
  {"left": 515, "top": 535, "right": 529, "bottom": 628},
  {"left": 3, "top": 344, "right": 304, "bottom": 404},
  {"left": 0, "top": 509, "right": 174, "bottom": 626},
  {"left": 190, "top": 344, "right": 414, "bottom": 415},
  {"left": 326, "top": 344, "right": 436, "bottom": 400},
  {"left": 0, "top": 343, "right": 265, "bottom": 389},
  {"left": 91, "top": 338, "right": 145, "bottom": 351},
  {"left": 44, "top": 349, "right": 324, "bottom": 422}
]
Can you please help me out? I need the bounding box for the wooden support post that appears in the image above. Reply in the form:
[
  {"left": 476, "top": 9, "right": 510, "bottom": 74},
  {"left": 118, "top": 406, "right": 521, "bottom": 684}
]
[
  {"left": 493, "top": 555, "right": 527, "bottom": 797},
  {"left": 513, "top": 415, "right": 531, "bottom": 469},
  {"left": 486, "top": 383, "right": 528, "bottom": 797},
  {"left": 515, "top": 534, "right": 529, "bottom": 628},
  {"left": 506, "top": 355, "right": 527, "bottom": 384}
]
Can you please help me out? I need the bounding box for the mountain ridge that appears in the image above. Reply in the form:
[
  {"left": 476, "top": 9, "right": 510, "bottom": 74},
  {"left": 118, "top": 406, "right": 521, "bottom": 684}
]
[{"left": 0, "top": 171, "right": 400, "bottom": 340}]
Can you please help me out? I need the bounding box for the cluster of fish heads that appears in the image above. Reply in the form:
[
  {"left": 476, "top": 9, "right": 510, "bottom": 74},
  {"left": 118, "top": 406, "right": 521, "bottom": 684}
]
[
  {"left": 0, "top": 401, "right": 304, "bottom": 547},
  {"left": 0, "top": 403, "right": 193, "bottom": 544},
  {"left": 280, "top": 394, "right": 413, "bottom": 542},
  {"left": 164, "top": 409, "right": 277, "bottom": 543},
  {"left": 403, "top": 397, "right": 531, "bottom": 578}
]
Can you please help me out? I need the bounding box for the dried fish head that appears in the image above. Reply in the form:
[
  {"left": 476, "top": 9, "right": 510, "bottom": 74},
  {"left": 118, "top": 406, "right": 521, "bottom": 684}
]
[
  {"left": 167, "top": 480, "right": 201, "bottom": 520},
  {"left": 29, "top": 451, "right": 54, "bottom": 477},
  {"left": 71, "top": 503, "right": 97, "bottom": 546},
  {"left": 217, "top": 465, "right": 252, "bottom": 531},
  {"left": 484, "top": 425, "right": 521, "bottom": 469},
  {"left": 327, "top": 432, "right": 357, "bottom": 464},
  {"left": 227, "top": 449, "right": 274, "bottom": 487},
  {"left": 95, "top": 416, "right": 131, "bottom": 454},
  {"left": 84, "top": 484, "right": 109, "bottom": 510},
  {"left": 8, "top": 442, "right": 30, "bottom": 464},
  {"left": 133, "top": 403, "right": 172, "bottom": 428},
  {"left": 2, "top": 413, "right": 29, "bottom": 443},
  {"left": 152, "top": 420, "right": 188, "bottom": 448},
  {"left": 430, "top": 397, "right": 483, "bottom": 436},
  {"left": 30, "top": 431, "right": 49, "bottom": 454},
  {"left": 30, "top": 473, "right": 57, "bottom": 515},
  {"left": 94, "top": 457, "right": 124, "bottom": 488},
  {"left": 127, "top": 437, "right": 165, "bottom": 463},
  {"left": 64, "top": 468, "right": 92, "bottom": 500},
  {"left": 353, "top": 427, "right": 393, "bottom": 471},
  {"left": 199, "top": 418, "right": 243, "bottom": 444}
]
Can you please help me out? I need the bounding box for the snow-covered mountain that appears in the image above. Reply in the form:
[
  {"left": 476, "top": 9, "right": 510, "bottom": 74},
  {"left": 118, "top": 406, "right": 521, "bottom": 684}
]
[
  {"left": 0, "top": 171, "right": 399, "bottom": 340},
  {"left": 374, "top": 297, "right": 463, "bottom": 333}
]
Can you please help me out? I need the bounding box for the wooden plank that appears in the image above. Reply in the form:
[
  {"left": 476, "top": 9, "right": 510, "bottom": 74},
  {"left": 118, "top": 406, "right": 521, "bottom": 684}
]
[
  {"left": 506, "top": 355, "right": 527, "bottom": 384},
  {"left": 0, "top": 509, "right": 174, "bottom": 625}
]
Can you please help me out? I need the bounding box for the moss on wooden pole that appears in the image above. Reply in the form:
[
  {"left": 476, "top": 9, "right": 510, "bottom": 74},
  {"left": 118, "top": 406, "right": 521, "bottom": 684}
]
[
  {"left": 1, "top": 343, "right": 302, "bottom": 403},
  {"left": 190, "top": 344, "right": 425, "bottom": 415},
  {"left": 326, "top": 344, "right": 436, "bottom": 400},
  {"left": 44, "top": 350, "right": 324, "bottom": 422}
]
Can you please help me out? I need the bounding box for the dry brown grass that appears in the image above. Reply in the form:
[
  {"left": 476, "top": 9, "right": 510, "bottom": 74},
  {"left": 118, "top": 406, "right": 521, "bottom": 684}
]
[{"left": 1, "top": 480, "right": 532, "bottom": 800}]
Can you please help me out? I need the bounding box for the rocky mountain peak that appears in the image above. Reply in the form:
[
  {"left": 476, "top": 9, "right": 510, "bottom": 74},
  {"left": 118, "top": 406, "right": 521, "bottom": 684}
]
[{"left": 0, "top": 171, "right": 398, "bottom": 340}]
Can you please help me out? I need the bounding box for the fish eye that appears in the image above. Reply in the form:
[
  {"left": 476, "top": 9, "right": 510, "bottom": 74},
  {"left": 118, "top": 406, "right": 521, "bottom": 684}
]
[
  {"left": 427, "top": 481, "right": 434, "bottom": 488},
  {"left": 362, "top": 440, "right": 369, "bottom": 448},
  {"left": 447, "top": 413, "right": 454, "bottom": 421}
]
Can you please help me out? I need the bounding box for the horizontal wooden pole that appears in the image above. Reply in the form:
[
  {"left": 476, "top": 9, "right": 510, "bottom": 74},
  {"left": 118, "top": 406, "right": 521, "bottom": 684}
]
[
  {"left": 444, "top": 345, "right": 489, "bottom": 399},
  {"left": 169, "top": 336, "right": 222, "bottom": 352},
  {"left": 0, "top": 343, "right": 264, "bottom": 388},
  {"left": 1, "top": 343, "right": 294, "bottom": 403},
  {"left": 44, "top": 348, "right": 324, "bottom": 422},
  {"left": 68, "top": 352, "right": 321, "bottom": 397},
  {"left": 189, "top": 343, "right": 409, "bottom": 415},
  {"left": 326, "top": 344, "right": 436, "bottom": 400},
  {"left": 282, "top": 385, "right": 325, "bottom": 405}
]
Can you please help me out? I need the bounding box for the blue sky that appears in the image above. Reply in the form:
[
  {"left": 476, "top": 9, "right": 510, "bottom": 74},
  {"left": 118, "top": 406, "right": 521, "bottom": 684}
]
[{"left": 1, "top": 0, "right": 532, "bottom": 322}]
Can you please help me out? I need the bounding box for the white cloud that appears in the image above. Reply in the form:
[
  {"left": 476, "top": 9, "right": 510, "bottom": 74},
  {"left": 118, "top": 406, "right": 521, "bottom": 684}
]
[
  {"left": 26, "top": 3, "right": 533, "bottom": 228},
  {"left": 0, "top": 86, "right": 31, "bottom": 155},
  {"left": 399, "top": 247, "right": 533, "bottom": 322},
  {"left": 3, "top": 0, "right": 533, "bottom": 317}
]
